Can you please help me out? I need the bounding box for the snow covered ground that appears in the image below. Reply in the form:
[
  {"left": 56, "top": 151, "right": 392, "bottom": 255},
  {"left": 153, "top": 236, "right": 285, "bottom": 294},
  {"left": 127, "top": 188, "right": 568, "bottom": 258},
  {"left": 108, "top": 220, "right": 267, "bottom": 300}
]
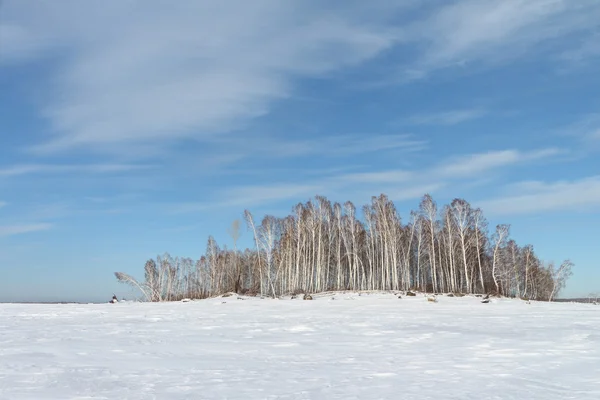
[{"left": 1, "top": 293, "right": 599, "bottom": 399}]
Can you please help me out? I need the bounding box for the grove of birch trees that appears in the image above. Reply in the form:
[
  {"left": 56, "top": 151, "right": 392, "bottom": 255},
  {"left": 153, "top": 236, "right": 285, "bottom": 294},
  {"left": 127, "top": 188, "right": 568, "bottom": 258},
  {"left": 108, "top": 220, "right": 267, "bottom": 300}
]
[{"left": 116, "top": 194, "right": 572, "bottom": 301}]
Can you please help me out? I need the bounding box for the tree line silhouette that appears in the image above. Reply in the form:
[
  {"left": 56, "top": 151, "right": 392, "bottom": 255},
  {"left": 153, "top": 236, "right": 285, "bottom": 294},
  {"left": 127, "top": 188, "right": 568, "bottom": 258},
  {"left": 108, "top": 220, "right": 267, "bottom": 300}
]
[{"left": 116, "top": 194, "right": 572, "bottom": 301}]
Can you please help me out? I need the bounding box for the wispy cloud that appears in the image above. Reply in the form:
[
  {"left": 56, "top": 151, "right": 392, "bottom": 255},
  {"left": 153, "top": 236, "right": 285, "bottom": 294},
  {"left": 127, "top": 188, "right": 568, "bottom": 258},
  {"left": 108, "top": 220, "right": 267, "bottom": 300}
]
[
  {"left": 330, "top": 134, "right": 426, "bottom": 156},
  {"left": 258, "top": 134, "right": 426, "bottom": 158},
  {"left": 477, "top": 176, "right": 600, "bottom": 215},
  {"left": 0, "top": 223, "right": 52, "bottom": 237},
  {"left": 589, "top": 129, "right": 600, "bottom": 141},
  {"left": 337, "top": 170, "right": 413, "bottom": 184},
  {"left": 558, "top": 113, "right": 600, "bottom": 144},
  {"left": 224, "top": 183, "right": 326, "bottom": 208},
  {"left": 181, "top": 134, "right": 426, "bottom": 175},
  {"left": 0, "top": 201, "right": 7, "bottom": 209},
  {"left": 0, "top": 163, "right": 151, "bottom": 177},
  {"left": 169, "top": 182, "right": 324, "bottom": 214},
  {"left": 407, "top": 0, "right": 600, "bottom": 76},
  {"left": 173, "top": 145, "right": 561, "bottom": 212},
  {"left": 3, "top": 1, "right": 597, "bottom": 158},
  {"left": 560, "top": 33, "right": 600, "bottom": 66},
  {"left": 578, "top": 115, "right": 600, "bottom": 143},
  {"left": 435, "top": 148, "right": 560, "bottom": 178},
  {"left": 386, "top": 183, "right": 447, "bottom": 202},
  {"left": 1, "top": 1, "right": 399, "bottom": 154},
  {"left": 408, "top": 109, "right": 485, "bottom": 126}
]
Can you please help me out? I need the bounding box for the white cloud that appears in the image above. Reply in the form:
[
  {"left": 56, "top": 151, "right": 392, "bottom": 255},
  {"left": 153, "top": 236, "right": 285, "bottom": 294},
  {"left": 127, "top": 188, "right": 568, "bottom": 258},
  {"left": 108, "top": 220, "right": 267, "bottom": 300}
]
[
  {"left": 590, "top": 129, "right": 600, "bottom": 141},
  {"left": 477, "top": 176, "right": 600, "bottom": 215},
  {"left": 256, "top": 134, "right": 426, "bottom": 158},
  {"left": 173, "top": 145, "right": 558, "bottom": 211},
  {"left": 1, "top": 0, "right": 400, "bottom": 153},
  {"left": 409, "top": 0, "right": 600, "bottom": 74},
  {"left": 0, "top": 202, "right": 7, "bottom": 209},
  {"left": 0, "top": 223, "right": 52, "bottom": 237},
  {"left": 337, "top": 170, "right": 413, "bottom": 184},
  {"left": 435, "top": 148, "right": 560, "bottom": 177},
  {"left": 330, "top": 134, "right": 426, "bottom": 155},
  {"left": 0, "top": 163, "right": 151, "bottom": 177},
  {"left": 170, "top": 183, "right": 324, "bottom": 213},
  {"left": 558, "top": 113, "right": 600, "bottom": 144},
  {"left": 409, "top": 109, "right": 485, "bottom": 126},
  {"left": 0, "top": 24, "right": 41, "bottom": 63},
  {"left": 3, "top": 1, "right": 597, "bottom": 156},
  {"left": 386, "top": 183, "right": 447, "bottom": 202},
  {"left": 222, "top": 183, "right": 325, "bottom": 208},
  {"left": 206, "top": 179, "right": 438, "bottom": 212}
]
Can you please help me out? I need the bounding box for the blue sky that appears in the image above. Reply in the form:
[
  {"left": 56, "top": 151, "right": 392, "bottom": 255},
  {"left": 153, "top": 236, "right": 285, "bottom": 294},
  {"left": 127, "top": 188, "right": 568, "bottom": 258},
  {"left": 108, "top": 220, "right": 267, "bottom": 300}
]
[{"left": 1, "top": 0, "right": 600, "bottom": 302}]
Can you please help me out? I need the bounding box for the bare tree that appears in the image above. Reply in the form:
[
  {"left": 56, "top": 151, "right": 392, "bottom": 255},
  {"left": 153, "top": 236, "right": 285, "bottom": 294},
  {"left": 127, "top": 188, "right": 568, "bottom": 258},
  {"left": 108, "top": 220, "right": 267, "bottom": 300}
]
[
  {"left": 244, "top": 210, "right": 265, "bottom": 296},
  {"left": 491, "top": 224, "right": 510, "bottom": 294},
  {"left": 549, "top": 260, "right": 574, "bottom": 301},
  {"left": 228, "top": 219, "right": 242, "bottom": 292},
  {"left": 420, "top": 194, "right": 439, "bottom": 293},
  {"left": 114, "top": 272, "right": 151, "bottom": 301},
  {"left": 115, "top": 193, "right": 571, "bottom": 302},
  {"left": 473, "top": 208, "right": 487, "bottom": 293}
]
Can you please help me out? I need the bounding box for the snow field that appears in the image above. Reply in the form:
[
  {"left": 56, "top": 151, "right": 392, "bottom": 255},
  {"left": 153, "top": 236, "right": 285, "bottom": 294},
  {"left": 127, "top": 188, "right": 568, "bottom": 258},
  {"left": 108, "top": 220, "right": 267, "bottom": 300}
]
[{"left": 1, "top": 293, "right": 599, "bottom": 399}]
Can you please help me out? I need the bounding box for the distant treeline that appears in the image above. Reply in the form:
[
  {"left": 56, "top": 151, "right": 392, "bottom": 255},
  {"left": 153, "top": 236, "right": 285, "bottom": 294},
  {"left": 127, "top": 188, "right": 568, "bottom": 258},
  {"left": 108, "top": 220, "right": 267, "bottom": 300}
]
[{"left": 116, "top": 194, "right": 572, "bottom": 302}]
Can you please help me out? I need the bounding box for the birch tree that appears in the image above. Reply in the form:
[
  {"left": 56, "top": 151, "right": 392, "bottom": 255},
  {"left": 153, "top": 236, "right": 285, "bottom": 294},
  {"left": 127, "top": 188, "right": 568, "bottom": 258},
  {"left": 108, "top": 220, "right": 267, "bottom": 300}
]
[
  {"left": 549, "top": 260, "right": 574, "bottom": 301},
  {"left": 420, "top": 194, "right": 438, "bottom": 293},
  {"left": 116, "top": 192, "right": 571, "bottom": 301},
  {"left": 491, "top": 224, "right": 510, "bottom": 294}
]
